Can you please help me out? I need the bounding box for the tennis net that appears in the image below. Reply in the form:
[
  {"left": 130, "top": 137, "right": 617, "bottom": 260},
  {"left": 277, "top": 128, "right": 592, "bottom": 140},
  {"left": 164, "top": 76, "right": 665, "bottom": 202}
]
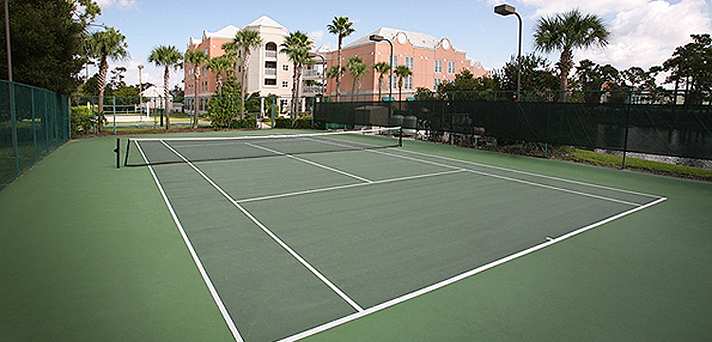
[{"left": 123, "top": 127, "right": 403, "bottom": 167}]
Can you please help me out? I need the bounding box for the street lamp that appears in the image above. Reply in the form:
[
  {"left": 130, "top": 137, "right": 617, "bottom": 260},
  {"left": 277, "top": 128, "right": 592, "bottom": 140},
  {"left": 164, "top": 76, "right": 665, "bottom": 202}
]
[
  {"left": 369, "top": 34, "right": 394, "bottom": 102},
  {"left": 495, "top": 4, "right": 523, "bottom": 101}
]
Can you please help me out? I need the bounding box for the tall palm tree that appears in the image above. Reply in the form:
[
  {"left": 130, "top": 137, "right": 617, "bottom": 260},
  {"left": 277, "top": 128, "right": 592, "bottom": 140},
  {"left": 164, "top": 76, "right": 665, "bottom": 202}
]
[
  {"left": 232, "top": 29, "right": 263, "bottom": 119},
  {"left": 207, "top": 56, "right": 232, "bottom": 93},
  {"left": 346, "top": 56, "right": 367, "bottom": 101},
  {"left": 221, "top": 41, "right": 240, "bottom": 78},
  {"left": 148, "top": 45, "right": 182, "bottom": 129},
  {"left": 327, "top": 16, "right": 355, "bottom": 102},
  {"left": 534, "top": 10, "right": 610, "bottom": 101},
  {"left": 280, "top": 31, "right": 313, "bottom": 117},
  {"left": 85, "top": 27, "right": 128, "bottom": 131},
  {"left": 184, "top": 49, "right": 208, "bottom": 128},
  {"left": 394, "top": 65, "right": 412, "bottom": 102},
  {"left": 373, "top": 62, "right": 391, "bottom": 102}
]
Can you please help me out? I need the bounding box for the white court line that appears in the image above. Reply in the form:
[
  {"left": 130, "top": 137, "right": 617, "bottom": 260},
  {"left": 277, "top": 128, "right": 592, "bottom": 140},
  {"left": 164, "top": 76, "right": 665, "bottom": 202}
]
[
  {"left": 396, "top": 148, "right": 664, "bottom": 199},
  {"left": 312, "top": 136, "right": 664, "bottom": 200},
  {"left": 159, "top": 140, "right": 365, "bottom": 313},
  {"left": 237, "top": 169, "right": 468, "bottom": 203},
  {"left": 370, "top": 149, "right": 642, "bottom": 207},
  {"left": 306, "top": 137, "right": 641, "bottom": 207},
  {"left": 245, "top": 142, "right": 374, "bottom": 184},
  {"left": 279, "top": 196, "right": 668, "bottom": 342},
  {"left": 135, "top": 142, "right": 244, "bottom": 342}
]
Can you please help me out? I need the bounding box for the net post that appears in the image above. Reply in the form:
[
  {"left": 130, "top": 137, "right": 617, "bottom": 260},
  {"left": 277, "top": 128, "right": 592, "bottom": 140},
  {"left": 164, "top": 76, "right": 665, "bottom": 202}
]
[
  {"left": 399, "top": 126, "right": 403, "bottom": 147},
  {"left": 114, "top": 138, "right": 121, "bottom": 169},
  {"left": 124, "top": 138, "right": 131, "bottom": 167}
]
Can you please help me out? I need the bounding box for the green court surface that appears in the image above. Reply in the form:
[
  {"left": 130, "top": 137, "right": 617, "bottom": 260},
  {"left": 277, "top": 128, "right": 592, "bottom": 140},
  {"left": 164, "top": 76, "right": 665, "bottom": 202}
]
[{"left": 2, "top": 129, "right": 712, "bottom": 342}]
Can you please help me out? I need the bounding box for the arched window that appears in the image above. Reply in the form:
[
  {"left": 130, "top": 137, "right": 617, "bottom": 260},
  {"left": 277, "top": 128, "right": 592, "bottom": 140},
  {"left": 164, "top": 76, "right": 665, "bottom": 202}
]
[{"left": 265, "top": 42, "right": 277, "bottom": 51}]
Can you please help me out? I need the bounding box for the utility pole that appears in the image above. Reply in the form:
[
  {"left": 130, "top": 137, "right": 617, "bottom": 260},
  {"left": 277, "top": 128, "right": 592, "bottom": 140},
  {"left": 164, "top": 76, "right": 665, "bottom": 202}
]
[{"left": 138, "top": 64, "right": 144, "bottom": 113}]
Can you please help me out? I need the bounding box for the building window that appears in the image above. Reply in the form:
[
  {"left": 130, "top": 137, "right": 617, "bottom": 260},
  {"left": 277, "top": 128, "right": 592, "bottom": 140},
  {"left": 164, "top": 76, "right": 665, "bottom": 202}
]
[
  {"left": 391, "top": 56, "right": 398, "bottom": 67},
  {"left": 448, "top": 61, "right": 455, "bottom": 74},
  {"left": 282, "top": 81, "right": 289, "bottom": 88},
  {"left": 280, "top": 99, "right": 288, "bottom": 111},
  {"left": 405, "top": 76, "right": 413, "bottom": 90},
  {"left": 283, "top": 65, "right": 289, "bottom": 71},
  {"left": 264, "top": 78, "right": 277, "bottom": 86},
  {"left": 435, "top": 60, "right": 442, "bottom": 73},
  {"left": 405, "top": 56, "right": 414, "bottom": 70}
]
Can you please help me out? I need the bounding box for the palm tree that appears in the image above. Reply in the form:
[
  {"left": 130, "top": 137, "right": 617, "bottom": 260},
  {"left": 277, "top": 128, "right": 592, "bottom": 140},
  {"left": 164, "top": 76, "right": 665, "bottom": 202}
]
[
  {"left": 207, "top": 56, "right": 232, "bottom": 94},
  {"left": 280, "top": 31, "right": 313, "bottom": 118},
  {"left": 327, "top": 16, "right": 355, "bottom": 102},
  {"left": 184, "top": 49, "right": 208, "bottom": 128},
  {"left": 373, "top": 62, "right": 391, "bottom": 102},
  {"left": 534, "top": 10, "right": 610, "bottom": 101},
  {"left": 326, "top": 66, "right": 344, "bottom": 99},
  {"left": 85, "top": 28, "right": 128, "bottom": 131},
  {"left": 232, "top": 29, "right": 263, "bottom": 119},
  {"left": 148, "top": 45, "right": 182, "bottom": 129},
  {"left": 394, "top": 65, "right": 412, "bottom": 102},
  {"left": 346, "top": 56, "right": 367, "bottom": 101},
  {"left": 221, "top": 41, "right": 240, "bottom": 78}
]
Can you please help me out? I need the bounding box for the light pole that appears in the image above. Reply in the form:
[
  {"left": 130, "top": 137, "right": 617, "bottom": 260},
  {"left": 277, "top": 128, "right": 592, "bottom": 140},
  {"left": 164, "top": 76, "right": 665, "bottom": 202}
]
[
  {"left": 369, "top": 34, "right": 394, "bottom": 102},
  {"left": 495, "top": 4, "right": 522, "bottom": 101},
  {"left": 137, "top": 65, "right": 144, "bottom": 113}
]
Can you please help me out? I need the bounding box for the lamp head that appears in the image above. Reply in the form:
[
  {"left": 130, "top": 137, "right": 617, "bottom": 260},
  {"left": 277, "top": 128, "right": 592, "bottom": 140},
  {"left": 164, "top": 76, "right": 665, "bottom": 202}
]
[
  {"left": 494, "top": 4, "right": 516, "bottom": 16},
  {"left": 369, "top": 34, "right": 385, "bottom": 42}
]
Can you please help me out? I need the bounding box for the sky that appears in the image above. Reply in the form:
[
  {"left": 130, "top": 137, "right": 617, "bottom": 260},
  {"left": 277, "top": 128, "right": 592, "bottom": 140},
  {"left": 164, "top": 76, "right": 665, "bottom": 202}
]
[{"left": 93, "top": 0, "right": 712, "bottom": 88}]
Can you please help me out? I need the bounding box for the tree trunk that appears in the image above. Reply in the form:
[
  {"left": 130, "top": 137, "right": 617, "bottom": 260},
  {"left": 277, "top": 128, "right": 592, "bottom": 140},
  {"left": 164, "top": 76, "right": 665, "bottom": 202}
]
[
  {"left": 240, "top": 50, "right": 249, "bottom": 120},
  {"left": 193, "top": 68, "right": 199, "bottom": 128},
  {"left": 352, "top": 77, "right": 357, "bottom": 101},
  {"left": 292, "top": 62, "right": 299, "bottom": 118},
  {"left": 378, "top": 76, "right": 383, "bottom": 102},
  {"left": 164, "top": 66, "right": 170, "bottom": 129},
  {"left": 558, "top": 49, "right": 573, "bottom": 102},
  {"left": 296, "top": 66, "right": 303, "bottom": 117},
  {"left": 97, "top": 57, "right": 108, "bottom": 132},
  {"left": 335, "top": 37, "right": 342, "bottom": 102}
]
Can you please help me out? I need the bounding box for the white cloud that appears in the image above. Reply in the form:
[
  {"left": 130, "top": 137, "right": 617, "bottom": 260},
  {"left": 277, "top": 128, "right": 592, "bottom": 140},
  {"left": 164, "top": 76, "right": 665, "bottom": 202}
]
[
  {"left": 95, "top": 0, "right": 136, "bottom": 9},
  {"left": 518, "top": 0, "right": 712, "bottom": 70}
]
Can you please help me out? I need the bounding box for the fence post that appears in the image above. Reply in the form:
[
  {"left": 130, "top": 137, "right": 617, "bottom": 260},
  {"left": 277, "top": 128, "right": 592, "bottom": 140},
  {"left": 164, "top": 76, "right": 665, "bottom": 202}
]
[
  {"left": 621, "top": 100, "right": 631, "bottom": 170},
  {"left": 31, "top": 89, "right": 38, "bottom": 162},
  {"left": 112, "top": 96, "right": 117, "bottom": 135},
  {"left": 271, "top": 96, "right": 276, "bottom": 128},
  {"left": 67, "top": 96, "right": 71, "bottom": 140},
  {"left": 9, "top": 82, "right": 19, "bottom": 176}
]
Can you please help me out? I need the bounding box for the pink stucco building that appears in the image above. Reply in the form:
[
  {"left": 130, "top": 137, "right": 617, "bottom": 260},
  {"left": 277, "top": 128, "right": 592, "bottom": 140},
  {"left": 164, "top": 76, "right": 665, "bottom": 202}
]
[{"left": 324, "top": 27, "right": 487, "bottom": 101}]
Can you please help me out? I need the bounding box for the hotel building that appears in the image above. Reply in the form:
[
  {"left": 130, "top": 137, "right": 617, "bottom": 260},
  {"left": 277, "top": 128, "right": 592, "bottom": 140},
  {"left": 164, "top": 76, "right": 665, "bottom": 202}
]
[
  {"left": 323, "top": 27, "right": 487, "bottom": 101},
  {"left": 184, "top": 16, "right": 296, "bottom": 114},
  {"left": 185, "top": 17, "right": 487, "bottom": 114}
]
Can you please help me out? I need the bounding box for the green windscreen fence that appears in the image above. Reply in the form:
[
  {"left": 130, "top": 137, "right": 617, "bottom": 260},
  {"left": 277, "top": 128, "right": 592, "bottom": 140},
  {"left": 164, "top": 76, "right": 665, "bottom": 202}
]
[
  {"left": 0, "top": 80, "right": 70, "bottom": 190},
  {"left": 315, "top": 100, "right": 712, "bottom": 160}
]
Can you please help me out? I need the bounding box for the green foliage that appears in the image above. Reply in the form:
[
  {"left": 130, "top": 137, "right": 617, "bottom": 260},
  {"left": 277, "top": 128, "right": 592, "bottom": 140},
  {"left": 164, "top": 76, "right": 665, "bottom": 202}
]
[
  {"left": 71, "top": 105, "right": 95, "bottom": 136},
  {"left": 414, "top": 88, "right": 436, "bottom": 101},
  {"left": 0, "top": 0, "right": 99, "bottom": 94},
  {"left": 274, "top": 117, "right": 312, "bottom": 129},
  {"left": 437, "top": 70, "right": 501, "bottom": 101},
  {"left": 494, "top": 53, "right": 559, "bottom": 101},
  {"left": 662, "top": 34, "right": 712, "bottom": 104},
  {"left": 207, "top": 77, "right": 242, "bottom": 128},
  {"left": 347, "top": 56, "right": 367, "bottom": 96},
  {"left": 534, "top": 10, "right": 610, "bottom": 100}
]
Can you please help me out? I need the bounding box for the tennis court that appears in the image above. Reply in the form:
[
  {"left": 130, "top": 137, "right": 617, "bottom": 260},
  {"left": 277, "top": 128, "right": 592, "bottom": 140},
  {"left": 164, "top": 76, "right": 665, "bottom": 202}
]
[{"left": 123, "top": 128, "right": 666, "bottom": 342}]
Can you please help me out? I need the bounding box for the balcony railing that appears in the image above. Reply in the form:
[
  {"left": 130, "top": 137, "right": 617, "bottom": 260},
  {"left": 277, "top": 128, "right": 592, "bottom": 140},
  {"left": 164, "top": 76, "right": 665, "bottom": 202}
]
[
  {"left": 265, "top": 50, "right": 277, "bottom": 58},
  {"left": 265, "top": 68, "right": 277, "bottom": 76},
  {"left": 303, "top": 70, "right": 323, "bottom": 78},
  {"left": 301, "top": 85, "right": 323, "bottom": 94}
]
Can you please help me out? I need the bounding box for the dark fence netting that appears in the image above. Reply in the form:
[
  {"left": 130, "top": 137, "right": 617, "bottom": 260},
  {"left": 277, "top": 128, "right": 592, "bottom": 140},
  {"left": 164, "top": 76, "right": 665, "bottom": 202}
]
[
  {"left": 0, "top": 80, "right": 70, "bottom": 190},
  {"left": 315, "top": 100, "right": 712, "bottom": 161}
]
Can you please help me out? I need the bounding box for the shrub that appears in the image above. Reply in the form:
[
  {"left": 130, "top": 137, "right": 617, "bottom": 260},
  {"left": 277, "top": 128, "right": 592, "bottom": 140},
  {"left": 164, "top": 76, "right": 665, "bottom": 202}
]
[
  {"left": 71, "top": 106, "right": 95, "bottom": 136},
  {"left": 274, "top": 116, "right": 313, "bottom": 129},
  {"left": 207, "top": 77, "right": 242, "bottom": 129}
]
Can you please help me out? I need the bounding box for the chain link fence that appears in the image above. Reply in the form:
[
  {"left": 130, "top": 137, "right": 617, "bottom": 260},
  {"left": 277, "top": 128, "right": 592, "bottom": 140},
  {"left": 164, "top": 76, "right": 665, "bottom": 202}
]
[{"left": 1, "top": 80, "right": 70, "bottom": 189}]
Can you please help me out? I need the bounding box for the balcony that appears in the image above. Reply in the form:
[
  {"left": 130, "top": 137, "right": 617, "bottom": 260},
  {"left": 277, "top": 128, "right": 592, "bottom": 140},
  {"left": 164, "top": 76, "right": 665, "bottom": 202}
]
[
  {"left": 303, "top": 69, "right": 323, "bottom": 79},
  {"left": 265, "top": 68, "right": 277, "bottom": 76},
  {"left": 265, "top": 50, "right": 277, "bottom": 59},
  {"left": 301, "top": 85, "right": 323, "bottom": 95}
]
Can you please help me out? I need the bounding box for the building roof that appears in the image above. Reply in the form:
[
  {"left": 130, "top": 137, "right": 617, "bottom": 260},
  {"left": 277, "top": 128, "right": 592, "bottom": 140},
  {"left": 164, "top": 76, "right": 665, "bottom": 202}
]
[
  {"left": 245, "top": 15, "right": 286, "bottom": 29},
  {"left": 346, "top": 27, "right": 454, "bottom": 50},
  {"left": 194, "top": 16, "right": 287, "bottom": 45}
]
